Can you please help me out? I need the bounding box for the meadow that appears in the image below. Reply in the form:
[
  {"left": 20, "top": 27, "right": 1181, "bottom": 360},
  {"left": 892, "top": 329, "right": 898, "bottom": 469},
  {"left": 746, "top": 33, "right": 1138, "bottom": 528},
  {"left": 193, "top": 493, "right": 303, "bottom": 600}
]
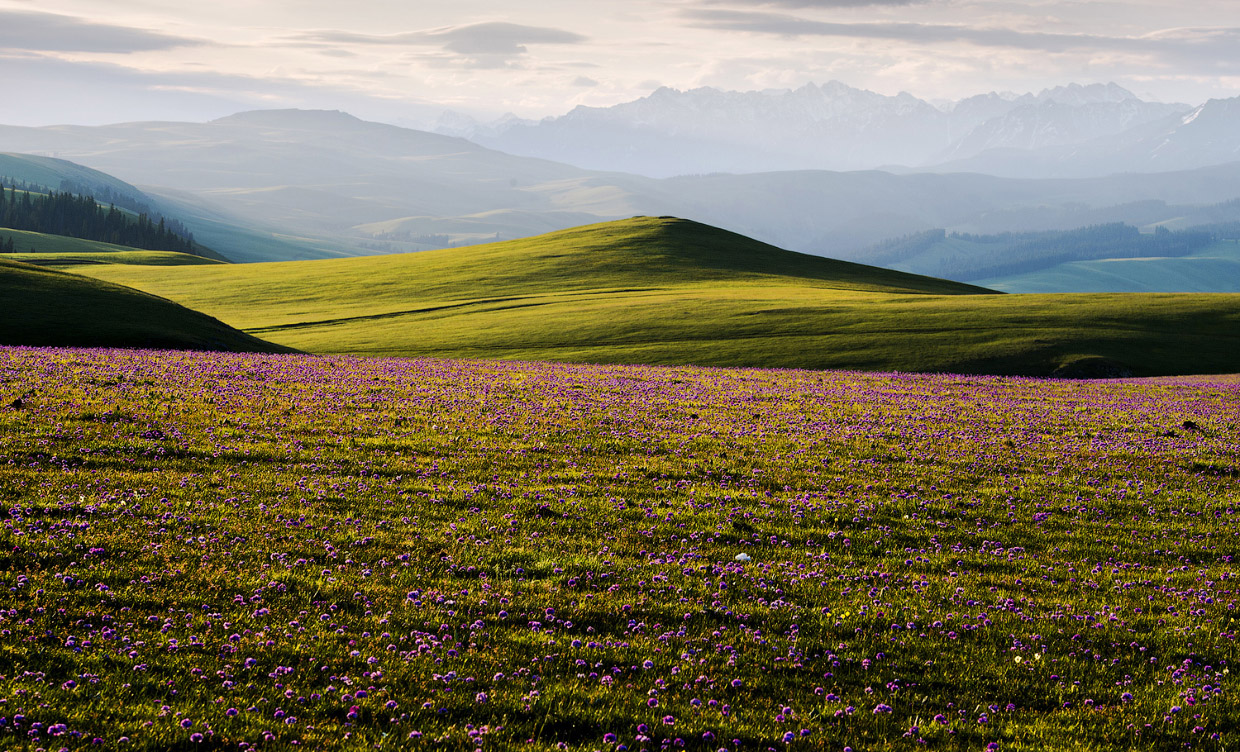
[{"left": 0, "top": 346, "right": 1237, "bottom": 751}]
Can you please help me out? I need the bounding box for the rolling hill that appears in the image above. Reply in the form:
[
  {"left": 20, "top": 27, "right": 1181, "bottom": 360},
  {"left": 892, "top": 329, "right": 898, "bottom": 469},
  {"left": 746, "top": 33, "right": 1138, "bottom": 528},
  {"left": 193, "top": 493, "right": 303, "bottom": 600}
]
[
  {"left": 58, "top": 216, "right": 1240, "bottom": 376},
  {"left": 0, "top": 258, "right": 287, "bottom": 352},
  {"left": 0, "top": 152, "right": 152, "bottom": 203}
]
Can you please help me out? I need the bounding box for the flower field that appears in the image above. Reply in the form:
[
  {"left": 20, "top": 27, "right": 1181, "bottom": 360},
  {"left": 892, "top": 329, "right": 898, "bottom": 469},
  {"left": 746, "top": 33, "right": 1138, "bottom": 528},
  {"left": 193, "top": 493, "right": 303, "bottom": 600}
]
[{"left": 1, "top": 347, "right": 1237, "bottom": 751}]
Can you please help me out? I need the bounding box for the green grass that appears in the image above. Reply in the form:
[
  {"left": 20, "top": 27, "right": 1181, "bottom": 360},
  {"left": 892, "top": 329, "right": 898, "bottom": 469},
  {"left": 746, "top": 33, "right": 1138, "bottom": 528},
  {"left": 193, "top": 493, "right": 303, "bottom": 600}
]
[
  {"left": 9, "top": 250, "right": 224, "bottom": 268},
  {"left": 0, "top": 258, "right": 288, "bottom": 352},
  {"left": 61, "top": 216, "right": 1240, "bottom": 376},
  {"left": 250, "top": 288, "right": 1240, "bottom": 377},
  {"left": 1, "top": 225, "right": 225, "bottom": 268},
  {"left": 980, "top": 240, "right": 1240, "bottom": 293}
]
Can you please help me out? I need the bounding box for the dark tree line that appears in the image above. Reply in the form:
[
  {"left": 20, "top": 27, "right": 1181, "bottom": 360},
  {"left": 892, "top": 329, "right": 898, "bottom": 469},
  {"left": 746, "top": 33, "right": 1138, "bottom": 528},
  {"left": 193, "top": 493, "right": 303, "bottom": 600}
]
[
  {"left": 56, "top": 179, "right": 194, "bottom": 241},
  {"left": 1, "top": 175, "right": 196, "bottom": 243},
  {"left": 863, "top": 228, "right": 947, "bottom": 266},
  {"left": 1181, "top": 221, "right": 1240, "bottom": 240},
  {"left": 0, "top": 186, "right": 201, "bottom": 254},
  {"left": 945, "top": 224, "right": 1216, "bottom": 281},
  {"left": 0, "top": 177, "right": 45, "bottom": 194},
  {"left": 369, "top": 229, "right": 453, "bottom": 247}
]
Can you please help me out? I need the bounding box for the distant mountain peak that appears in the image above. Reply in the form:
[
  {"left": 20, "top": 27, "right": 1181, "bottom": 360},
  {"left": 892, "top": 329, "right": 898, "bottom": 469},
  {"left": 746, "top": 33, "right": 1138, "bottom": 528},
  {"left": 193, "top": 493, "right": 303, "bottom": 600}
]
[
  {"left": 1035, "top": 82, "right": 1138, "bottom": 105},
  {"left": 212, "top": 109, "right": 364, "bottom": 127},
  {"left": 1168, "top": 95, "right": 1240, "bottom": 139}
]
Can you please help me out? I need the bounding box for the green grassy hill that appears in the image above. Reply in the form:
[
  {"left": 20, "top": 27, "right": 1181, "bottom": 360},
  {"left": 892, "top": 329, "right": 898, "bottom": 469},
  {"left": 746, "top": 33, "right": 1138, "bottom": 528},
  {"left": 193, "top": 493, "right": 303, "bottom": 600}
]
[
  {"left": 1, "top": 227, "right": 225, "bottom": 266},
  {"left": 60, "top": 216, "right": 1240, "bottom": 376},
  {"left": 0, "top": 258, "right": 288, "bottom": 352},
  {"left": 9, "top": 250, "right": 223, "bottom": 268},
  {"left": 2, "top": 227, "right": 158, "bottom": 255}
]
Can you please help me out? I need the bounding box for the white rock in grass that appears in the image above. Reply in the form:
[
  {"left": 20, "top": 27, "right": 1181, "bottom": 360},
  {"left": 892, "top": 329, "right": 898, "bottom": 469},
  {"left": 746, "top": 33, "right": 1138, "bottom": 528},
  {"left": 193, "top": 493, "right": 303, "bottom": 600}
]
[{"left": 734, "top": 553, "right": 751, "bottom": 562}]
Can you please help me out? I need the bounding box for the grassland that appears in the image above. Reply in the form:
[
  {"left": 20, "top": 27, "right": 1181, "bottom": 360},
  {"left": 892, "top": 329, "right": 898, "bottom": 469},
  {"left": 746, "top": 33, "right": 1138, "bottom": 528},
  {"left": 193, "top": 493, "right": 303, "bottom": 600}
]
[
  {"left": 62, "top": 216, "right": 1240, "bottom": 376},
  {"left": 1, "top": 347, "right": 1237, "bottom": 751},
  {"left": 0, "top": 258, "right": 286, "bottom": 352}
]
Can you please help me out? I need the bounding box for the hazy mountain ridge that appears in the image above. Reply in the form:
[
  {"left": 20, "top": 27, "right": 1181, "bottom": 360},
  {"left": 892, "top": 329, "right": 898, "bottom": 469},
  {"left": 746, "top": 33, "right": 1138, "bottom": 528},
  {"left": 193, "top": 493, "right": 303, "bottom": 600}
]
[
  {"left": 936, "top": 98, "right": 1187, "bottom": 161},
  {"left": 5, "top": 107, "right": 1240, "bottom": 289},
  {"left": 929, "top": 96, "right": 1240, "bottom": 177},
  {"left": 454, "top": 81, "right": 1197, "bottom": 177},
  {"left": 0, "top": 110, "right": 647, "bottom": 262}
]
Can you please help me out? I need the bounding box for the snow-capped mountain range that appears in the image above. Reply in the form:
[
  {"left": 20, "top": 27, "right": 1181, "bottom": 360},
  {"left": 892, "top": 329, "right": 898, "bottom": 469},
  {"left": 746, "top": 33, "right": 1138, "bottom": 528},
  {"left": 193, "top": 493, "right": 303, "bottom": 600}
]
[{"left": 434, "top": 81, "right": 1210, "bottom": 178}]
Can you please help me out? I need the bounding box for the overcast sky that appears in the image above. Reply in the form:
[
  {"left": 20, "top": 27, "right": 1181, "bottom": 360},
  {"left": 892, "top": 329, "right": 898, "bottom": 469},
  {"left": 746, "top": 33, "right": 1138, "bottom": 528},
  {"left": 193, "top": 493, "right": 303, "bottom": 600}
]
[{"left": 1, "top": 0, "right": 1238, "bottom": 126}]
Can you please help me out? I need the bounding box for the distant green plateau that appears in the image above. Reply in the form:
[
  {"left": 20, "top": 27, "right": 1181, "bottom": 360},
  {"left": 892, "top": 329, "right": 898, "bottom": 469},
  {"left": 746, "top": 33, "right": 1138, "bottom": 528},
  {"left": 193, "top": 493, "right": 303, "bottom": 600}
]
[
  {"left": 51, "top": 216, "right": 1240, "bottom": 377},
  {"left": 979, "top": 240, "right": 1240, "bottom": 292}
]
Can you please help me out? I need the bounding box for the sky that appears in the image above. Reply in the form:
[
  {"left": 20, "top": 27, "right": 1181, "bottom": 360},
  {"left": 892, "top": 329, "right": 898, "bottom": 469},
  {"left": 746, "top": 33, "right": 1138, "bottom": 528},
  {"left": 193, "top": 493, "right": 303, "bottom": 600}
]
[{"left": 1, "top": 0, "right": 1238, "bottom": 127}]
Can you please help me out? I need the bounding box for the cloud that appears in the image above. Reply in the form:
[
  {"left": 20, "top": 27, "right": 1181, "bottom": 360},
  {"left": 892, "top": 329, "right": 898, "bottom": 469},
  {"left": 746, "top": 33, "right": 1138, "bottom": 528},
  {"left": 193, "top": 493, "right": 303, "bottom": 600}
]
[
  {"left": 0, "top": 54, "right": 452, "bottom": 127},
  {"left": 433, "top": 23, "right": 587, "bottom": 56},
  {"left": 292, "top": 22, "right": 587, "bottom": 67},
  {"left": 572, "top": 76, "right": 600, "bottom": 87},
  {"left": 681, "top": 9, "right": 1240, "bottom": 65},
  {"left": 0, "top": 9, "right": 202, "bottom": 53}
]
